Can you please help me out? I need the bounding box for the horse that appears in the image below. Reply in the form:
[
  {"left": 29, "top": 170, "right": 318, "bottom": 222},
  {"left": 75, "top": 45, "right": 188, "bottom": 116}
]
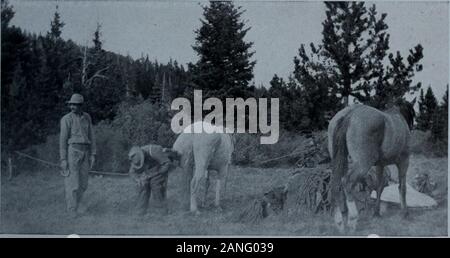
[
  {"left": 172, "top": 121, "right": 234, "bottom": 214},
  {"left": 327, "top": 100, "right": 415, "bottom": 233}
]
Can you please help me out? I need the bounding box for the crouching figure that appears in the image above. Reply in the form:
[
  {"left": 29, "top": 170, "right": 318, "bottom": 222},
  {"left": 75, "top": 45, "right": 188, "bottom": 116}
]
[{"left": 128, "top": 144, "right": 179, "bottom": 216}]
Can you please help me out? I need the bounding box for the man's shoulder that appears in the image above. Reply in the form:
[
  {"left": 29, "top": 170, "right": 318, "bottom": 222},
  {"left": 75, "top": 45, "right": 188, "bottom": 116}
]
[
  {"left": 82, "top": 112, "right": 93, "bottom": 121},
  {"left": 61, "top": 112, "right": 73, "bottom": 122}
]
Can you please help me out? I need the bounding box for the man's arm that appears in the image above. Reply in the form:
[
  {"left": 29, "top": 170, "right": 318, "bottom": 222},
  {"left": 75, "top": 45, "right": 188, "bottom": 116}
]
[
  {"left": 59, "top": 117, "right": 69, "bottom": 162},
  {"left": 159, "top": 161, "right": 171, "bottom": 174},
  {"left": 148, "top": 145, "right": 174, "bottom": 174},
  {"left": 86, "top": 113, "right": 96, "bottom": 169},
  {"left": 129, "top": 166, "right": 141, "bottom": 183},
  {"left": 87, "top": 114, "right": 96, "bottom": 156}
]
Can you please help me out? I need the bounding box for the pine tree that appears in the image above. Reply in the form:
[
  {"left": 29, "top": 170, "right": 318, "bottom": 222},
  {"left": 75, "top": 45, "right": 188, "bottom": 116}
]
[
  {"left": 295, "top": 2, "right": 423, "bottom": 108},
  {"left": 1, "top": 2, "right": 53, "bottom": 152},
  {"left": 48, "top": 5, "right": 65, "bottom": 41},
  {"left": 371, "top": 45, "right": 423, "bottom": 108},
  {"left": 38, "top": 5, "right": 70, "bottom": 133},
  {"left": 296, "top": 2, "right": 389, "bottom": 106},
  {"left": 83, "top": 24, "right": 125, "bottom": 122},
  {"left": 417, "top": 86, "right": 438, "bottom": 131},
  {"left": 93, "top": 23, "right": 102, "bottom": 52},
  {"left": 189, "top": 1, "right": 256, "bottom": 100},
  {"left": 416, "top": 88, "right": 426, "bottom": 130},
  {"left": 1, "top": 0, "right": 14, "bottom": 30},
  {"left": 430, "top": 85, "right": 448, "bottom": 142}
]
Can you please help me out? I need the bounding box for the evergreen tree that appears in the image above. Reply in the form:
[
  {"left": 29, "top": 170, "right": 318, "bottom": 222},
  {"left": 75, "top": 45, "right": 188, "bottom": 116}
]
[
  {"left": 268, "top": 75, "right": 293, "bottom": 130},
  {"left": 1, "top": 2, "right": 58, "bottom": 153},
  {"left": 48, "top": 5, "right": 64, "bottom": 41},
  {"left": 430, "top": 85, "right": 448, "bottom": 142},
  {"left": 1, "top": 0, "right": 14, "bottom": 30},
  {"left": 416, "top": 88, "right": 426, "bottom": 130},
  {"left": 38, "top": 5, "right": 70, "bottom": 134},
  {"left": 189, "top": 1, "right": 256, "bottom": 100},
  {"left": 1, "top": 2, "right": 31, "bottom": 152},
  {"left": 417, "top": 86, "right": 438, "bottom": 131},
  {"left": 93, "top": 23, "right": 102, "bottom": 51},
  {"left": 296, "top": 2, "right": 422, "bottom": 108},
  {"left": 83, "top": 24, "right": 125, "bottom": 122},
  {"left": 371, "top": 45, "right": 423, "bottom": 108}
]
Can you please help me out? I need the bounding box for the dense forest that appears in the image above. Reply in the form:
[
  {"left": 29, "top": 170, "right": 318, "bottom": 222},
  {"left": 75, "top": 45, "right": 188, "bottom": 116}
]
[{"left": 1, "top": 0, "right": 447, "bottom": 159}]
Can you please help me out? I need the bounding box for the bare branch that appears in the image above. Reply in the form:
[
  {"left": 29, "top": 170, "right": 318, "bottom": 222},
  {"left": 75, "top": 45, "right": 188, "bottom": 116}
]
[{"left": 84, "top": 65, "right": 110, "bottom": 87}]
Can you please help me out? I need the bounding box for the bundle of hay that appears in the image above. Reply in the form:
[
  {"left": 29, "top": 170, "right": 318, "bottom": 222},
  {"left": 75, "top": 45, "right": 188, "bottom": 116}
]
[
  {"left": 233, "top": 186, "right": 287, "bottom": 224},
  {"left": 285, "top": 167, "right": 331, "bottom": 215},
  {"left": 234, "top": 198, "right": 267, "bottom": 224},
  {"left": 412, "top": 172, "right": 436, "bottom": 195}
]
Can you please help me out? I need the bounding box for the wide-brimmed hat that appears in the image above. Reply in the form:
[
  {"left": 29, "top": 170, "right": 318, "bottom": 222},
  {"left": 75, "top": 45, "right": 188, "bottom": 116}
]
[
  {"left": 67, "top": 93, "right": 84, "bottom": 104},
  {"left": 128, "top": 146, "right": 144, "bottom": 170}
]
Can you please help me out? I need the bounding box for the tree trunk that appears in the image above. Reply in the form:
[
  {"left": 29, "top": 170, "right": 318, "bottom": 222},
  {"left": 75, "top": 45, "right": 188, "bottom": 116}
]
[{"left": 343, "top": 95, "right": 349, "bottom": 107}]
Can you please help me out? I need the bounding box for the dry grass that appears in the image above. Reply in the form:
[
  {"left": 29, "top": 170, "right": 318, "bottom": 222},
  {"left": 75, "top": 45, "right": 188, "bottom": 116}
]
[{"left": 0, "top": 154, "right": 447, "bottom": 236}]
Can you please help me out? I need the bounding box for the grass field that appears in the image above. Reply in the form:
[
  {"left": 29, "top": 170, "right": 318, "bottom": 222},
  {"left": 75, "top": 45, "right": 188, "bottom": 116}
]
[{"left": 1, "top": 154, "right": 447, "bottom": 236}]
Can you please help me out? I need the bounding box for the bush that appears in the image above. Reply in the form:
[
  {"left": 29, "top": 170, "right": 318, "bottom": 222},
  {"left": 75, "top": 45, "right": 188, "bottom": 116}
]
[
  {"left": 112, "top": 100, "right": 177, "bottom": 147},
  {"left": 410, "top": 130, "right": 447, "bottom": 157},
  {"left": 94, "top": 122, "right": 130, "bottom": 173}
]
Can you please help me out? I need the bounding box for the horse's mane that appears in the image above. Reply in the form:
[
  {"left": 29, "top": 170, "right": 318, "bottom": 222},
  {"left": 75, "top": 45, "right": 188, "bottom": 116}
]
[
  {"left": 385, "top": 101, "right": 415, "bottom": 130},
  {"left": 398, "top": 102, "right": 415, "bottom": 130}
]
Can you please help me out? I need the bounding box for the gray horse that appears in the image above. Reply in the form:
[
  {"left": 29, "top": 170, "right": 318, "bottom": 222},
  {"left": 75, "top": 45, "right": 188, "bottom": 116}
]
[
  {"left": 172, "top": 121, "right": 234, "bottom": 214},
  {"left": 328, "top": 100, "right": 415, "bottom": 233}
]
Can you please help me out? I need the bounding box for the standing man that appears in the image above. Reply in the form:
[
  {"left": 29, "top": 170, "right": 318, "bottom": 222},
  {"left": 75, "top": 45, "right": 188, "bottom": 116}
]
[
  {"left": 60, "top": 93, "right": 96, "bottom": 218},
  {"left": 128, "top": 145, "right": 178, "bottom": 217}
]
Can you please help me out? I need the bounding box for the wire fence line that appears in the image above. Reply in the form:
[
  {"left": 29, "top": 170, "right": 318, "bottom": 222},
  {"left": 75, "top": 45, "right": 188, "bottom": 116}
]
[{"left": 11, "top": 151, "right": 128, "bottom": 178}]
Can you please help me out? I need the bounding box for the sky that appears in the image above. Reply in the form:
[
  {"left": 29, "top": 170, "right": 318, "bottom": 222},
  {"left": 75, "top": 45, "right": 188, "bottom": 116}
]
[{"left": 8, "top": 0, "right": 450, "bottom": 99}]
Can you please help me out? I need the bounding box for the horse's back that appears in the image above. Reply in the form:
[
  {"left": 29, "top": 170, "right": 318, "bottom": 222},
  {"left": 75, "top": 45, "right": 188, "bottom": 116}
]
[
  {"left": 172, "top": 122, "right": 233, "bottom": 170},
  {"left": 328, "top": 104, "right": 410, "bottom": 165},
  {"left": 191, "top": 129, "right": 233, "bottom": 170}
]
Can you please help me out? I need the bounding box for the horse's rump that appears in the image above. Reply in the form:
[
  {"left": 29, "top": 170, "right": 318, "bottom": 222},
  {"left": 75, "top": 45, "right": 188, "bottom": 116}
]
[{"left": 172, "top": 121, "right": 234, "bottom": 211}]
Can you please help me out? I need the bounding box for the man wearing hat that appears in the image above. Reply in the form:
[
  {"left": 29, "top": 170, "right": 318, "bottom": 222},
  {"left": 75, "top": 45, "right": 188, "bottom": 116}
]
[
  {"left": 128, "top": 145, "right": 178, "bottom": 216},
  {"left": 60, "top": 93, "right": 96, "bottom": 218}
]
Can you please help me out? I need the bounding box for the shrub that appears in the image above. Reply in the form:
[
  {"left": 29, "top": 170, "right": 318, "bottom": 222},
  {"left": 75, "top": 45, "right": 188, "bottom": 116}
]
[
  {"left": 111, "top": 101, "right": 177, "bottom": 147},
  {"left": 410, "top": 130, "right": 447, "bottom": 157}
]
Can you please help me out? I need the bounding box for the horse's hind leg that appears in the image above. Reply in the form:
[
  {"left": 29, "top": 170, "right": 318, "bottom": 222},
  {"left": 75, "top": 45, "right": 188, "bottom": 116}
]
[
  {"left": 214, "top": 164, "right": 229, "bottom": 210},
  {"left": 191, "top": 164, "right": 207, "bottom": 214},
  {"left": 343, "top": 161, "right": 374, "bottom": 233},
  {"left": 330, "top": 171, "right": 345, "bottom": 233},
  {"left": 190, "top": 174, "right": 201, "bottom": 214},
  {"left": 396, "top": 156, "right": 409, "bottom": 218},
  {"left": 373, "top": 165, "right": 385, "bottom": 217},
  {"left": 202, "top": 171, "right": 210, "bottom": 208},
  {"left": 333, "top": 198, "right": 346, "bottom": 234}
]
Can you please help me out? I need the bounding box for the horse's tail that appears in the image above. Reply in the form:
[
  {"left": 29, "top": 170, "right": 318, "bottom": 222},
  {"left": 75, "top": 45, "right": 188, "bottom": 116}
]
[{"left": 330, "top": 112, "right": 352, "bottom": 207}]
